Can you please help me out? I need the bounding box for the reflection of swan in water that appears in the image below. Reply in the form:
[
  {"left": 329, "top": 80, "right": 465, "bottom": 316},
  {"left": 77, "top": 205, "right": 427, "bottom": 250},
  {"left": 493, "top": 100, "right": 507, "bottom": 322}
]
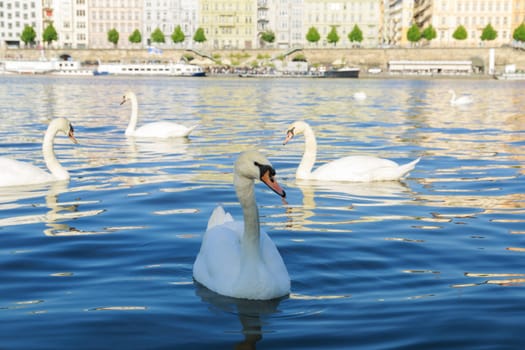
[
  {"left": 0, "top": 117, "right": 77, "bottom": 187},
  {"left": 0, "top": 181, "right": 105, "bottom": 236},
  {"left": 120, "top": 91, "right": 198, "bottom": 138},
  {"left": 297, "top": 178, "right": 411, "bottom": 200},
  {"left": 283, "top": 121, "right": 420, "bottom": 182},
  {"left": 195, "top": 281, "right": 285, "bottom": 349},
  {"left": 125, "top": 136, "right": 191, "bottom": 157},
  {"left": 193, "top": 150, "right": 290, "bottom": 300},
  {"left": 284, "top": 179, "right": 413, "bottom": 230},
  {"left": 43, "top": 181, "right": 106, "bottom": 236},
  {"left": 448, "top": 89, "right": 473, "bottom": 105}
]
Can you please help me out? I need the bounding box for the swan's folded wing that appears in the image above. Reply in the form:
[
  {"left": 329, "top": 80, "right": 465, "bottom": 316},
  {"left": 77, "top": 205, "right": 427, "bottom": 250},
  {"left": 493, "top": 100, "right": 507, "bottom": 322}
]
[
  {"left": 0, "top": 158, "right": 53, "bottom": 186},
  {"left": 206, "top": 205, "right": 234, "bottom": 230}
]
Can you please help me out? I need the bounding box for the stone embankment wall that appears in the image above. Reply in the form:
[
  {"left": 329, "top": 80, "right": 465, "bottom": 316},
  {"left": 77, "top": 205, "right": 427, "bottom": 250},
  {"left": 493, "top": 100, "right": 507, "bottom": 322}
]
[{"left": 2, "top": 47, "right": 524, "bottom": 73}]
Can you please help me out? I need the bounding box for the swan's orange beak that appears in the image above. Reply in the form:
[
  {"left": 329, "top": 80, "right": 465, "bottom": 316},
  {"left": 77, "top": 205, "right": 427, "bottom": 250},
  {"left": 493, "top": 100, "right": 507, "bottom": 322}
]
[
  {"left": 283, "top": 129, "right": 294, "bottom": 145},
  {"left": 68, "top": 126, "right": 78, "bottom": 144},
  {"left": 260, "top": 169, "right": 286, "bottom": 198}
]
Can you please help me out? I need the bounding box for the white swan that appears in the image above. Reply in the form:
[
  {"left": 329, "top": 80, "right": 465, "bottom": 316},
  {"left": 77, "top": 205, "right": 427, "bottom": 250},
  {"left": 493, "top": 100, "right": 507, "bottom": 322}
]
[
  {"left": 120, "top": 91, "right": 197, "bottom": 138},
  {"left": 0, "top": 117, "right": 77, "bottom": 187},
  {"left": 448, "top": 89, "right": 473, "bottom": 105},
  {"left": 193, "top": 150, "right": 290, "bottom": 300},
  {"left": 353, "top": 91, "right": 367, "bottom": 100},
  {"left": 283, "top": 121, "right": 420, "bottom": 182}
]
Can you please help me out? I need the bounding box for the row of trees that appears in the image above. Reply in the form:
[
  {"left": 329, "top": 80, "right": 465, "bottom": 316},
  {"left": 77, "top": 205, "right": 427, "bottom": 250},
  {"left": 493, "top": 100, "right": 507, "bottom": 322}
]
[
  {"left": 20, "top": 21, "right": 525, "bottom": 48},
  {"left": 20, "top": 22, "right": 208, "bottom": 47},
  {"left": 407, "top": 23, "right": 525, "bottom": 45},
  {"left": 107, "top": 26, "right": 207, "bottom": 47}
]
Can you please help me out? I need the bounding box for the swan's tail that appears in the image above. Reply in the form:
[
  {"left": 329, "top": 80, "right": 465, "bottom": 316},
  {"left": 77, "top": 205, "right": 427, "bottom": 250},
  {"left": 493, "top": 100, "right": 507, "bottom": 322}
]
[
  {"left": 206, "top": 205, "right": 234, "bottom": 230},
  {"left": 398, "top": 158, "right": 421, "bottom": 178},
  {"left": 184, "top": 124, "right": 199, "bottom": 137}
]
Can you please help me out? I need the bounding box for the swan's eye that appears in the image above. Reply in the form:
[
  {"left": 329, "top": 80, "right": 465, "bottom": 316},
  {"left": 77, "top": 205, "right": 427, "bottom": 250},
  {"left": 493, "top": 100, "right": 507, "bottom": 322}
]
[
  {"left": 254, "top": 162, "right": 275, "bottom": 181},
  {"left": 70, "top": 124, "right": 74, "bottom": 133},
  {"left": 287, "top": 127, "right": 295, "bottom": 136}
]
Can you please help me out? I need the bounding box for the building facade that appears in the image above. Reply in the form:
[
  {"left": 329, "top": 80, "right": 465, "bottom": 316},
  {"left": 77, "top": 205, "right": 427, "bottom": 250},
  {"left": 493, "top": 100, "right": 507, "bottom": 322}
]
[
  {"left": 0, "top": 0, "right": 42, "bottom": 48},
  {"left": 302, "top": 0, "right": 383, "bottom": 48},
  {"left": 200, "top": 0, "right": 257, "bottom": 49},
  {"left": 0, "top": 0, "right": 524, "bottom": 50},
  {"left": 431, "top": 0, "right": 514, "bottom": 48},
  {"left": 88, "top": 0, "right": 143, "bottom": 49}
]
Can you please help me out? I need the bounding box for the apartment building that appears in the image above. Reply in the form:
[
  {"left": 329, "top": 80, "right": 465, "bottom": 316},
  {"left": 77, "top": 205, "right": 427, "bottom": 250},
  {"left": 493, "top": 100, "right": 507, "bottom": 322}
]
[
  {"left": 430, "top": 0, "right": 514, "bottom": 47},
  {"left": 1, "top": 0, "right": 524, "bottom": 49},
  {"left": 303, "top": 0, "right": 383, "bottom": 48},
  {"left": 0, "top": 0, "right": 42, "bottom": 47},
  {"left": 88, "top": 0, "right": 143, "bottom": 49},
  {"left": 141, "top": 0, "right": 198, "bottom": 48},
  {"left": 46, "top": 0, "right": 89, "bottom": 48},
  {"left": 512, "top": 0, "right": 525, "bottom": 33},
  {"left": 384, "top": 0, "right": 414, "bottom": 47},
  {"left": 262, "top": 0, "right": 304, "bottom": 49},
  {"left": 200, "top": 0, "right": 257, "bottom": 49}
]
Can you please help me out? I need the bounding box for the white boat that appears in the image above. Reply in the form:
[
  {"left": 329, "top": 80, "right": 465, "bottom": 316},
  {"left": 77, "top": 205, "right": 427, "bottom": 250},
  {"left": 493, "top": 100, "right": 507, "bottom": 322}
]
[
  {"left": 2, "top": 58, "right": 93, "bottom": 75},
  {"left": 3, "top": 59, "right": 56, "bottom": 74},
  {"left": 495, "top": 73, "right": 525, "bottom": 80},
  {"left": 95, "top": 60, "right": 206, "bottom": 77}
]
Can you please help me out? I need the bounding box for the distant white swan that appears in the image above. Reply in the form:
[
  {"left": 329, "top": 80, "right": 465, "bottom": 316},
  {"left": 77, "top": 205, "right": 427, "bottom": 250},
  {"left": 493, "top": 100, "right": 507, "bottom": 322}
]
[
  {"left": 283, "top": 121, "right": 420, "bottom": 182},
  {"left": 0, "top": 117, "right": 77, "bottom": 187},
  {"left": 353, "top": 91, "right": 367, "bottom": 100},
  {"left": 448, "top": 89, "right": 473, "bottom": 105},
  {"left": 193, "top": 150, "right": 290, "bottom": 300},
  {"left": 120, "top": 91, "right": 197, "bottom": 138}
]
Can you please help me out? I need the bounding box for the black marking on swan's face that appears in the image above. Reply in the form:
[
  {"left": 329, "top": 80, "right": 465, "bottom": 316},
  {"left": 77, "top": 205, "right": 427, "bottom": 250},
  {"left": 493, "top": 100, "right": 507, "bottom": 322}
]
[
  {"left": 120, "top": 95, "right": 128, "bottom": 105},
  {"left": 254, "top": 161, "right": 275, "bottom": 180}
]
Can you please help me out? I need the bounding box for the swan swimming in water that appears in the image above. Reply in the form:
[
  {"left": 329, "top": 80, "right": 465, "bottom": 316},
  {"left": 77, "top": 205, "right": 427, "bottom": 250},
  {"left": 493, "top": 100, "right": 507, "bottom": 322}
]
[
  {"left": 353, "top": 91, "right": 367, "bottom": 100},
  {"left": 448, "top": 89, "right": 473, "bottom": 105},
  {"left": 193, "top": 150, "right": 290, "bottom": 300},
  {"left": 120, "top": 91, "right": 197, "bottom": 138},
  {"left": 0, "top": 117, "right": 77, "bottom": 187},
  {"left": 283, "top": 121, "right": 420, "bottom": 182}
]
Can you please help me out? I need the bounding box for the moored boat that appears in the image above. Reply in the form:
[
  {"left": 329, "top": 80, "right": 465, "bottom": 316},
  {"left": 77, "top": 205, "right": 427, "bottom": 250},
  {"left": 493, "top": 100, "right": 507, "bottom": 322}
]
[
  {"left": 95, "top": 60, "right": 206, "bottom": 77},
  {"left": 323, "top": 66, "right": 360, "bottom": 78}
]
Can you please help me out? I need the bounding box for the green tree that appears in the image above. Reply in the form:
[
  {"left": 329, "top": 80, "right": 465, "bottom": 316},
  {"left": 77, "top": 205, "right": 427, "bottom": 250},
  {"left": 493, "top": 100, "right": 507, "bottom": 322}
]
[
  {"left": 348, "top": 24, "right": 363, "bottom": 46},
  {"left": 107, "top": 28, "right": 119, "bottom": 47},
  {"left": 306, "top": 27, "right": 321, "bottom": 45},
  {"left": 193, "top": 27, "right": 207, "bottom": 44},
  {"left": 421, "top": 25, "right": 437, "bottom": 41},
  {"left": 20, "top": 25, "right": 37, "bottom": 46},
  {"left": 260, "top": 30, "right": 276, "bottom": 45},
  {"left": 481, "top": 23, "right": 497, "bottom": 41},
  {"left": 151, "top": 28, "right": 165, "bottom": 44},
  {"left": 452, "top": 25, "right": 468, "bottom": 40},
  {"left": 407, "top": 23, "right": 421, "bottom": 45},
  {"left": 42, "top": 23, "right": 58, "bottom": 47},
  {"left": 128, "top": 29, "right": 142, "bottom": 45},
  {"left": 171, "top": 25, "right": 185, "bottom": 45},
  {"left": 327, "top": 26, "right": 340, "bottom": 46},
  {"left": 514, "top": 23, "right": 525, "bottom": 42}
]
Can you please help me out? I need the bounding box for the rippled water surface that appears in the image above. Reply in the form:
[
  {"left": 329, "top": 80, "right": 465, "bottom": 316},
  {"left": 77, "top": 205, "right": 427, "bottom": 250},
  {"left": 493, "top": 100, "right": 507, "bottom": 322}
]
[{"left": 0, "top": 75, "right": 524, "bottom": 349}]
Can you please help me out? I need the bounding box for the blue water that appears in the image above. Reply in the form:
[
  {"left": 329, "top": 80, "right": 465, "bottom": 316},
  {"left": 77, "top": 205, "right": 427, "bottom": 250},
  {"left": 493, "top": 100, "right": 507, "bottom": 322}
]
[{"left": 0, "top": 75, "right": 524, "bottom": 349}]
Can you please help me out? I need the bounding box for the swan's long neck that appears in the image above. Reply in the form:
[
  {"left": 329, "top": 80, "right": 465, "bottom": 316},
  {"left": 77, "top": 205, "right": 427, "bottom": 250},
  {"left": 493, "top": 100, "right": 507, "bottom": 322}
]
[
  {"left": 43, "top": 125, "right": 69, "bottom": 180},
  {"left": 125, "top": 95, "right": 139, "bottom": 136},
  {"left": 297, "top": 124, "right": 317, "bottom": 179},
  {"left": 235, "top": 174, "right": 261, "bottom": 261}
]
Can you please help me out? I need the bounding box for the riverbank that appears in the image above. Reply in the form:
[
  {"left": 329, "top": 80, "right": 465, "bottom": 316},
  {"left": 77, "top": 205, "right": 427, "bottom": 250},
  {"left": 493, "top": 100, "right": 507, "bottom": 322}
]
[{"left": 2, "top": 47, "right": 524, "bottom": 75}]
